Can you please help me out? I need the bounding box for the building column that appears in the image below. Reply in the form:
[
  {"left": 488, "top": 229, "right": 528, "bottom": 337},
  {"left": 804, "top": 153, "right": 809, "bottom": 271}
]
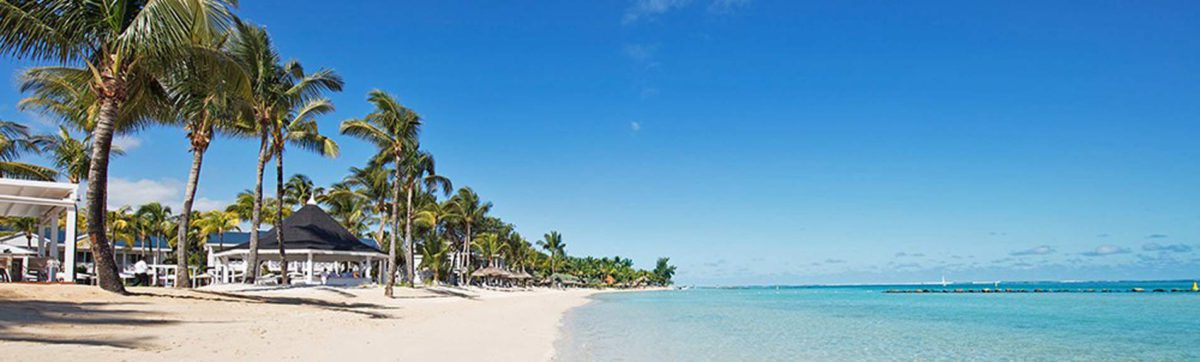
[
  {"left": 306, "top": 252, "right": 314, "bottom": 284},
  {"left": 49, "top": 215, "right": 60, "bottom": 281},
  {"left": 364, "top": 257, "right": 372, "bottom": 281},
  {"left": 63, "top": 208, "right": 77, "bottom": 282},
  {"left": 35, "top": 220, "right": 46, "bottom": 257}
]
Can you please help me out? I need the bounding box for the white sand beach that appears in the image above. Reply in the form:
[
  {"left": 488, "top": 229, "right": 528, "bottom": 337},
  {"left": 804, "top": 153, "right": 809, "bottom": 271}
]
[{"left": 0, "top": 284, "right": 605, "bottom": 361}]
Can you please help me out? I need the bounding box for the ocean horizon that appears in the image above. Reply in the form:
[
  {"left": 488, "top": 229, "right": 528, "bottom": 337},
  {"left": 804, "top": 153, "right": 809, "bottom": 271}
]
[{"left": 556, "top": 280, "right": 1200, "bottom": 361}]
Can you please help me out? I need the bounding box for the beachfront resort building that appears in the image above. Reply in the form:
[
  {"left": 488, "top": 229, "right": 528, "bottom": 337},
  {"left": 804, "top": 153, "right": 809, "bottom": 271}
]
[{"left": 211, "top": 202, "right": 387, "bottom": 286}]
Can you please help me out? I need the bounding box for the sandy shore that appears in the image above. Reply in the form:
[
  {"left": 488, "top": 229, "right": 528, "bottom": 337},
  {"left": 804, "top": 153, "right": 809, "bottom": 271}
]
[{"left": 0, "top": 283, "right": 608, "bottom": 361}]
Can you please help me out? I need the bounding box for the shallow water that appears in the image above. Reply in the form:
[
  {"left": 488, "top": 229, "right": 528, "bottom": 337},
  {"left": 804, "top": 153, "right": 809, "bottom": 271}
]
[{"left": 555, "top": 281, "right": 1200, "bottom": 361}]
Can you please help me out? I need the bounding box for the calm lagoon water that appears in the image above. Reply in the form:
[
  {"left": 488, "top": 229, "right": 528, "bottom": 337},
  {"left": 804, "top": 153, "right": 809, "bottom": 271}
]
[{"left": 555, "top": 281, "right": 1200, "bottom": 361}]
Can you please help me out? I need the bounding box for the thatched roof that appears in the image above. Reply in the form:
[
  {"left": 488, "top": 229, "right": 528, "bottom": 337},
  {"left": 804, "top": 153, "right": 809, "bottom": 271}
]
[
  {"left": 471, "top": 266, "right": 512, "bottom": 278},
  {"left": 510, "top": 271, "right": 533, "bottom": 279}
]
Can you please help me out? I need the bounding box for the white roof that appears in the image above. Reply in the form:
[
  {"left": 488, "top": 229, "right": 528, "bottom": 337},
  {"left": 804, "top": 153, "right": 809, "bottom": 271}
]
[
  {"left": 0, "top": 178, "right": 78, "bottom": 218},
  {"left": 0, "top": 243, "right": 36, "bottom": 255}
]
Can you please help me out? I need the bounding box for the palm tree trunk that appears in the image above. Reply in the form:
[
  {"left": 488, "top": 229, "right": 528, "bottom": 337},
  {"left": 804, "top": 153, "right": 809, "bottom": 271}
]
[
  {"left": 403, "top": 178, "right": 415, "bottom": 286},
  {"left": 384, "top": 156, "right": 401, "bottom": 297},
  {"left": 87, "top": 96, "right": 126, "bottom": 294},
  {"left": 174, "top": 144, "right": 207, "bottom": 288},
  {"left": 275, "top": 148, "right": 288, "bottom": 285},
  {"left": 244, "top": 130, "right": 270, "bottom": 284},
  {"left": 463, "top": 222, "right": 472, "bottom": 286},
  {"left": 375, "top": 213, "right": 386, "bottom": 283}
]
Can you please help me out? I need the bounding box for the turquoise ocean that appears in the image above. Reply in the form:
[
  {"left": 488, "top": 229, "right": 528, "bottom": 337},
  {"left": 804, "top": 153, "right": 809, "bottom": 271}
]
[{"left": 555, "top": 281, "right": 1200, "bottom": 361}]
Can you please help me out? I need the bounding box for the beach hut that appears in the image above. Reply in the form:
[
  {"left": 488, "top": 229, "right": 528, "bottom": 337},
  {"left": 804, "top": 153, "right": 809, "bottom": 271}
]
[{"left": 212, "top": 203, "right": 387, "bottom": 286}]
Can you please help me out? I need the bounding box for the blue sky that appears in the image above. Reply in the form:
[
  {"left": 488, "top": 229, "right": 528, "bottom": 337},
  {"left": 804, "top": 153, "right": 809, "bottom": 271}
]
[{"left": 2, "top": 1, "right": 1199, "bottom": 285}]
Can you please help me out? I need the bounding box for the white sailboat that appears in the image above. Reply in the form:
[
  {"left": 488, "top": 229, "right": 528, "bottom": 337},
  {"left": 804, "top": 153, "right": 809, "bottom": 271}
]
[{"left": 940, "top": 275, "right": 949, "bottom": 287}]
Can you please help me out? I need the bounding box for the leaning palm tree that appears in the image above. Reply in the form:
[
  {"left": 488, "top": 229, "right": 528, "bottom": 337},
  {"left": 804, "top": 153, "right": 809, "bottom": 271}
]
[
  {"left": 340, "top": 90, "right": 422, "bottom": 296},
  {"left": 0, "top": 0, "right": 239, "bottom": 294},
  {"left": 227, "top": 22, "right": 343, "bottom": 284},
  {"left": 165, "top": 34, "right": 252, "bottom": 288},
  {"left": 0, "top": 120, "right": 55, "bottom": 180},
  {"left": 537, "top": 231, "right": 566, "bottom": 274},
  {"left": 448, "top": 187, "right": 492, "bottom": 284}
]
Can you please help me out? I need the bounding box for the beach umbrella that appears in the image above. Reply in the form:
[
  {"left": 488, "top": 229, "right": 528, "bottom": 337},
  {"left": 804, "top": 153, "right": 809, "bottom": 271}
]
[
  {"left": 471, "top": 266, "right": 509, "bottom": 278},
  {"left": 511, "top": 271, "right": 533, "bottom": 279}
]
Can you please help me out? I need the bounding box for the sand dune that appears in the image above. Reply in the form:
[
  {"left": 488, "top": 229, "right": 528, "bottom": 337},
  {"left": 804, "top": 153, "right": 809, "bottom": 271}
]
[{"left": 0, "top": 284, "right": 599, "bottom": 361}]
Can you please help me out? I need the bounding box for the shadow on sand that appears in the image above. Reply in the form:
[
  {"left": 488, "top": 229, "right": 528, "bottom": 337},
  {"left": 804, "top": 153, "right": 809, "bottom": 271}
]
[
  {"left": 129, "top": 288, "right": 399, "bottom": 319},
  {"left": 0, "top": 299, "right": 176, "bottom": 350}
]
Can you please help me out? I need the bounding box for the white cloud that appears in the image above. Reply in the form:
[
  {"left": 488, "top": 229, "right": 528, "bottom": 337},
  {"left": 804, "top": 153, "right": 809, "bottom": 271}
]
[
  {"left": 1011, "top": 245, "right": 1055, "bottom": 256},
  {"left": 1081, "top": 244, "right": 1131, "bottom": 257},
  {"left": 112, "top": 136, "right": 142, "bottom": 152},
  {"left": 193, "top": 198, "right": 227, "bottom": 212},
  {"left": 630, "top": 121, "right": 642, "bottom": 132},
  {"left": 623, "top": 0, "right": 692, "bottom": 24},
  {"left": 106, "top": 177, "right": 227, "bottom": 211}
]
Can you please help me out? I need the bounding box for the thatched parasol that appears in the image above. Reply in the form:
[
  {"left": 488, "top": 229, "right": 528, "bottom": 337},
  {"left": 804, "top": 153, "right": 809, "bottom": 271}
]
[
  {"left": 471, "top": 266, "right": 511, "bottom": 278},
  {"left": 510, "top": 271, "right": 533, "bottom": 279}
]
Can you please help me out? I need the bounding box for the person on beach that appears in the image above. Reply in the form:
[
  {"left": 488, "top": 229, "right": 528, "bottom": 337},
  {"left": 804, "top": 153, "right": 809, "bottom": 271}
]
[{"left": 133, "top": 259, "right": 149, "bottom": 286}]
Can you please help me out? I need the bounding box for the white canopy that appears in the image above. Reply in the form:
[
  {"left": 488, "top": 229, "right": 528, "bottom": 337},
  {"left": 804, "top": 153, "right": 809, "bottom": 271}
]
[
  {"left": 0, "top": 178, "right": 79, "bottom": 281},
  {"left": 0, "top": 179, "right": 77, "bottom": 217}
]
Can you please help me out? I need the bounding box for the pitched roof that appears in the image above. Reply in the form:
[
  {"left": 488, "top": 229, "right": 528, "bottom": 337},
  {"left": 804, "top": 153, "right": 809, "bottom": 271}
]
[{"left": 223, "top": 204, "right": 382, "bottom": 254}]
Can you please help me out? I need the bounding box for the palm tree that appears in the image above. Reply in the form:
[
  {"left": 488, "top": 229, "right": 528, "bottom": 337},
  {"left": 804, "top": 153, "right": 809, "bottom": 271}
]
[
  {"left": 472, "top": 233, "right": 506, "bottom": 268},
  {"left": 418, "top": 234, "right": 450, "bottom": 285},
  {"left": 652, "top": 257, "right": 677, "bottom": 286},
  {"left": 397, "top": 150, "right": 451, "bottom": 286},
  {"left": 340, "top": 164, "right": 393, "bottom": 263},
  {"left": 448, "top": 187, "right": 492, "bottom": 284},
  {"left": 340, "top": 90, "right": 422, "bottom": 296},
  {"left": 537, "top": 231, "right": 566, "bottom": 274},
  {"left": 502, "top": 231, "right": 532, "bottom": 272},
  {"left": 106, "top": 206, "right": 135, "bottom": 252},
  {"left": 4, "top": 217, "right": 41, "bottom": 249},
  {"left": 268, "top": 99, "right": 339, "bottom": 286},
  {"left": 166, "top": 35, "right": 252, "bottom": 289},
  {"left": 0, "top": 0, "right": 239, "bottom": 294},
  {"left": 0, "top": 120, "right": 55, "bottom": 180},
  {"left": 283, "top": 174, "right": 317, "bottom": 208},
  {"left": 136, "top": 203, "right": 172, "bottom": 266},
  {"left": 320, "top": 183, "right": 374, "bottom": 238},
  {"left": 227, "top": 22, "right": 343, "bottom": 284},
  {"left": 41, "top": 126, "right": 129, "bottom": 184},
  {"left": 196, "top": 210, "right": 241, "bottom": 247}
]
